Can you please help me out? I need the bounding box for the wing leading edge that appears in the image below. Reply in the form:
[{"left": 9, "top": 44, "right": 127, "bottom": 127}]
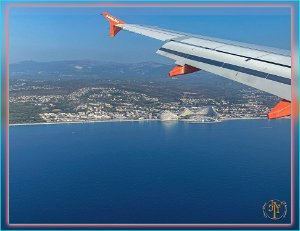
[{"left": 102, "top": 12, "right": 291, "bottom": 119}]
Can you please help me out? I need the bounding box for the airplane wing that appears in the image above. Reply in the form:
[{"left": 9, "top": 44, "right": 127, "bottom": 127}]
[{"left": 102, "top": 12, "right": 291, "bottom": 119}]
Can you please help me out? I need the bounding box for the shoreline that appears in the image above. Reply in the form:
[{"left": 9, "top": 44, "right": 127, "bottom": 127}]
[
  {"left": 9, "top": 119, "right": 159, "bottom": 127},
  {"left": 8, "top": 117, "right": 288, "bottom": 127}
]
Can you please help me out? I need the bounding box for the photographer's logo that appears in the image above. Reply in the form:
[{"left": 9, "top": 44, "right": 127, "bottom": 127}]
[{"left": 263, "top": 199, "right": 287, "bottom": 220}]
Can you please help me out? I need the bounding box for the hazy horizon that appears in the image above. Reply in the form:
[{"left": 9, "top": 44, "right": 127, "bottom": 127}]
[{"left": 9, "top": 59, "right": 174, "bottom": 65}]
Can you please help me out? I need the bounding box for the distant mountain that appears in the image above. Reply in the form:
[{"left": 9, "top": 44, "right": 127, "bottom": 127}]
[
  {"left": 9, "top": 60, "right": 254, "bottom": 91},
  {"left": 9, "top": 60, "right": 175, "bottom": 80}
]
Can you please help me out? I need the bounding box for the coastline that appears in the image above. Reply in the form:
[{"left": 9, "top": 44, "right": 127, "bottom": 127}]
[
  {"left": 8, "top": 117, "right": 286, "bottom": 127},
  {"left": 9, "top": 119, "right": 160, "bottom": 127}
]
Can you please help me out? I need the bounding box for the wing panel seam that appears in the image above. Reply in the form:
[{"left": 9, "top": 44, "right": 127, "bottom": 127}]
[
  {"left": 171, "top": 40, "right": 291, "bottom": 68},
  {"left": 159, "top": 47, "right": 291, "bottom": 85}
]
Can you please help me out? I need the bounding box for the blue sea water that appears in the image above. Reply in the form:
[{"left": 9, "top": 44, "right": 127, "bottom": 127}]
[{"left": 9, "top": 119, "right": 291, "bottom": 224}]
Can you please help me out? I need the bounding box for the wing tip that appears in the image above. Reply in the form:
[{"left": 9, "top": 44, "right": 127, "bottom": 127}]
[{"left": 102, "top": 12, "right": 125, "bottom": 37}]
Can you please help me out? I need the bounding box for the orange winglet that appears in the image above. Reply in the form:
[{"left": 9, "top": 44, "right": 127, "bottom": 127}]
[
  {"left": 169, "top": 65, "right": 200, "bottom": 77},
  {"left": 267, "top": 100, "right": 291, "bottom": 119},
  {"left": 102, "top": 12, "right": 125, "bottom": 37}
]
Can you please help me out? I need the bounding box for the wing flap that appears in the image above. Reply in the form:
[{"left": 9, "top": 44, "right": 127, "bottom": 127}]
[
  {"left": 160, "top": 41, "right": 291, "bottom": 79},
  {"left": 157, "top": 41, "right": 291, "bottom": 100}
]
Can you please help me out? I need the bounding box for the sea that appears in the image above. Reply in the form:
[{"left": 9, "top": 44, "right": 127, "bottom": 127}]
[{"left": 9, "top": 119, "right": 291, "bottom": 224}]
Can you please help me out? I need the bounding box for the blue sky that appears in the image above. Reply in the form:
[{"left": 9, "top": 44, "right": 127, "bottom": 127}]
[{"left": 9, "top": 6, "right": 291, "bottom": 64}]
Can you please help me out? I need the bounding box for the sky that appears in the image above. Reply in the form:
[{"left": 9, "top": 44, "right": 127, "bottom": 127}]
[{"left": 8, "top": 6, "right": 291, "bottom": 64}]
